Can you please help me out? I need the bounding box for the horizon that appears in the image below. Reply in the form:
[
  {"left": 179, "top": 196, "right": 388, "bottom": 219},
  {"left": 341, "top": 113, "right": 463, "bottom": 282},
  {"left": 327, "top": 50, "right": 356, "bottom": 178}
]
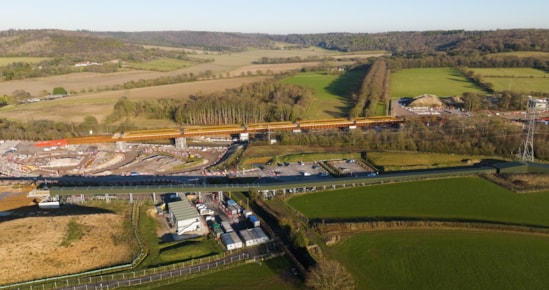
[{"left": 3, "top": 0, "right": 548, "bottom": 34}]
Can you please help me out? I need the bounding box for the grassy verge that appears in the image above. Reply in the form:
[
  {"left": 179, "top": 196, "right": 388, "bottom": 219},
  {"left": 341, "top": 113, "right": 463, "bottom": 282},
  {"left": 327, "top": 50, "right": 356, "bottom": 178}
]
[{"left": 141, "top": 256, "right": 303, "bottom": 290}]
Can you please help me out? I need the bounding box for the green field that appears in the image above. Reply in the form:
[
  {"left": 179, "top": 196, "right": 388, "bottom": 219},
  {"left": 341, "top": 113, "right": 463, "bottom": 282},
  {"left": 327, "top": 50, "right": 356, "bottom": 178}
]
[
  {"left": 391, "top": 67, "right": 485, "bottom": 98},
  {"left": 282, "top": 71, "right": 364, "bottom": 119},
  {"left": 144, "top": 257, "right": 302, "bottom": 290},
  {"left": 471, "top": 67, "right": 549, "bottom": 93},
  {"left": 329, "top": 230, "right": 549, "bottom": 290},
  {"left": 126, "top": 57, "right": 196, "bottom": 71},
  {"left": 366, "top": 151, "right": 497, "bottom": 171},
  {"left": 0, "top": 57, "right": 50, "bottom": 66},
  {"left": 288, "top": 177, "right": 549, "bottom": 226}
]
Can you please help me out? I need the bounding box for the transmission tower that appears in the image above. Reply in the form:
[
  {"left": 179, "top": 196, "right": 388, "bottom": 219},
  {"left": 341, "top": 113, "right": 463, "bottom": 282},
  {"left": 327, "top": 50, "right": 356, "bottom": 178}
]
[{"left": 521, "top": 97, "right": 541, "bottom": 162}]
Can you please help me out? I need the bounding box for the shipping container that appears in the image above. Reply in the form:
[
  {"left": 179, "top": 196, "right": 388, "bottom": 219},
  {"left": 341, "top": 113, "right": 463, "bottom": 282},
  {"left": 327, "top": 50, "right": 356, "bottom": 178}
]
[{"left": 248, "top": 215, "right": 260, "bottom": 227}]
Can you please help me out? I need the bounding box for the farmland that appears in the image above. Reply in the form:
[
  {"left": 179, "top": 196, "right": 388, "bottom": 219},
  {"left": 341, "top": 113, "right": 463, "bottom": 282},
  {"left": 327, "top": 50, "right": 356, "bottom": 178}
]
[
  {"left": 288, "top": 177, "right": 549, "bottom": 227},
  {"left": 390, "top": 67, "right": 485, "bottom": 98},
  {"left": 287, "top": 176, "right": 549, "bottom": 288},
  {"left": 328, "top": 230, "right": 549, "bottom": 290},
  {"left": 281, "top": 71, "right": 365, "bottom": 119},
  {"left": 470, "top": 67, "right": 549, "bottom": 93},
  {"left": 0, "top": 47, "right": 358, "bottom": 123},
  {"left": 0, "top": 76, "right": 268, "bottom": 123},
  {"left": 365, "top": 151, "right": 494, "bottom": 171},
  {"left": 125, "top": 57, "right": 198, "bottom": 72},
  {"left": 0, "top": 57, "right": 50, "bottom": 66}
]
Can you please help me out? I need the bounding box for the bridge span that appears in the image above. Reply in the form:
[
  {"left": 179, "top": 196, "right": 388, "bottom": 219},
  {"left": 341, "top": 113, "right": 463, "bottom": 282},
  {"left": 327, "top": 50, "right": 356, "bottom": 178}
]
[{"left": 35, "top": 116, "right": 403, "bottom": 147}]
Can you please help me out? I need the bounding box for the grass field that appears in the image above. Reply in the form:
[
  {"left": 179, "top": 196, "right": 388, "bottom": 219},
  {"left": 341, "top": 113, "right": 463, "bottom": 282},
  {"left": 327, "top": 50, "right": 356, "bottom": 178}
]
[
  {"left": 328, "top": 230, "right": 549, "bottom": 290},
  {"left": 156, "top": 237, "right": 223, "bottom": 265},
  {"left": 0, "top": 56, "right": 50, "bottom": 66},
  {"left": 366, "top": 151, "right": 495, "bottom": 171},
  {"left": 126, "top": 57, "right": 197, "bottom": 72},
  {"left": 241, "top": 145, "right": 365, "bottom": 163},
  {"left": 288, "top": 177, "right": 549, "bottom": 227},
  {"left": 145, "top": 257, "right": 302, "bottom": 290},
  {"left": 391, "top": 67, "right": 485, "bottom": 98},
  {"left": 282, "top": 71, "right": 364, "bottom": 119},
  {"left": 470, "top": 67, "right": 549, "bottom": 93}
]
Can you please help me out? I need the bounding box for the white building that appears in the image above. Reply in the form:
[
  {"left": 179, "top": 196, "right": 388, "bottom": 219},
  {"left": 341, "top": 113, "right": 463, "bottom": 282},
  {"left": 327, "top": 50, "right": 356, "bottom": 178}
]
[
  {"left": 221, "top": 231, "right": 243, "bottom": 251},
  {"left": 168, "top": 200, "right": 201, "bottom": 235},
  {"left": 238, "top": 227, "right": 269, "bottom": 247}
]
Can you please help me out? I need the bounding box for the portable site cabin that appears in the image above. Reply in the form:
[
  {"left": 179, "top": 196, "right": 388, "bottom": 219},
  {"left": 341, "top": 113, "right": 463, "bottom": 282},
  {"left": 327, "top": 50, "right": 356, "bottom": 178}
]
[
  {"left": 238, "top": 227, "right": 269, "bottom": 247},
  {"left": 221, "top": 231, "right": 243, "bottom": 251},
  {"left": 221, "top": 221, "right": 234, "bottom": 232},
  {"left": 168, "top": 200, "right": 201, "bottom": 235},
  {"left": 248, "top": 215, "right": 260, "bottom": 227}
]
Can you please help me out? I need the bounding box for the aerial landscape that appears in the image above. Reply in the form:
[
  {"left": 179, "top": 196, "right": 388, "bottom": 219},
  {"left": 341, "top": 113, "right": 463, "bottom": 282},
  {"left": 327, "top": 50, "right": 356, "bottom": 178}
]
[{"left": 1, "top": 1, "right": 549, "bottom": 289}]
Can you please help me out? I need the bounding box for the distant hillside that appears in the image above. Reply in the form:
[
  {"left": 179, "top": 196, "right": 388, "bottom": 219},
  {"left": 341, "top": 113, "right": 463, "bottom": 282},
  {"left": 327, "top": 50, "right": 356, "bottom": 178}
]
[
  {"left": 0, "top": 29, "right": 145, "bottom": 61},
  {"left": 97, "top": 29, "right": 549, "bottom": 55},
  {"left": 2, "top": 29, "right": 548, "bottom": 58},
  {"left": 271, "top": 29, "right": 549, "bottom": 54},
  {"left": 94, "top": 31, "right": 275, "bottom": 51}
]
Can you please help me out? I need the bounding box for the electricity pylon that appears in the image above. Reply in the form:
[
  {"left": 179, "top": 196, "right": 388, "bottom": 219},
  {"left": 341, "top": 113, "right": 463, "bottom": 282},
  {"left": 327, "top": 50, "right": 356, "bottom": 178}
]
[{"left": 521, "top": 98, "right": 538, "bottom": 162}]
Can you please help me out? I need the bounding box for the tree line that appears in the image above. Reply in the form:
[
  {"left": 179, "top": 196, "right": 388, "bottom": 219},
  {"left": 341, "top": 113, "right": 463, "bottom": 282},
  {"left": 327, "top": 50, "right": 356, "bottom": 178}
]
[
  {"left": 275, "top": 116, "right": 549, "bottom": 161},
  {"left": 105, "top": 79, "right": 314, "bottom": 125},
  {"left": 349, "top": 60, "right": 390, "bottom": 118}
]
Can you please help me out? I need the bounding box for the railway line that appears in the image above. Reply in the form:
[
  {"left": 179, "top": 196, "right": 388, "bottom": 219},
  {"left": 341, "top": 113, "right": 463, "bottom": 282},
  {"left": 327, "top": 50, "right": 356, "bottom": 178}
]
[{"left": 35, "top": 116, "right": 404, "bottom": 146}]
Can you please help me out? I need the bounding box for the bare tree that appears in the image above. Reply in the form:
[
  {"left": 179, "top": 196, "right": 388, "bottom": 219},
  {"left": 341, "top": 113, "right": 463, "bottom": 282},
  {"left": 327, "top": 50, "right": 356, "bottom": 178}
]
[{"left": 305, "top": 259, "right": 356, "bottom": 290}]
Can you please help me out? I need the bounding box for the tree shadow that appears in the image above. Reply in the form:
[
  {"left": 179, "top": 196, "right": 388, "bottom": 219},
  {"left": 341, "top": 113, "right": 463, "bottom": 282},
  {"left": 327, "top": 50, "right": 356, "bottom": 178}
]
[{"left": 324, "top": 70, "right": 368, "bottom": 118}]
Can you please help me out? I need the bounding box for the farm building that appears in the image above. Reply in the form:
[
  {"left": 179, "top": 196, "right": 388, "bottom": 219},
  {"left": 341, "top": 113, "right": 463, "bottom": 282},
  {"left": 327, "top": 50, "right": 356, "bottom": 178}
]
[
  {"left": 238, "top": 227, "right": 269, "bottom": 247},
  {"left": 168, "top": 200, "right": 201, "bottom": 235},
  {"left": 221, "top": 231, "right": 243, "bottom": 251}
]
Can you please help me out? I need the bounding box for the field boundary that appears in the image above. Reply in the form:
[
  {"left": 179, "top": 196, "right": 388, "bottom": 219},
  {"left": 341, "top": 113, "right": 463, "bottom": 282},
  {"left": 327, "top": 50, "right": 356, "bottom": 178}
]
[{"left": 316, "top": 220, "right": 549, "bottom": 245}]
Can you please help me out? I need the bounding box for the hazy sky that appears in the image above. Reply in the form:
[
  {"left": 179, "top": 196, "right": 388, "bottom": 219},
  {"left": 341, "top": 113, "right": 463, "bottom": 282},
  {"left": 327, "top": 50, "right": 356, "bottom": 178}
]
[{"left": 2, "top": 0, "right": 548, "bottom": 34}]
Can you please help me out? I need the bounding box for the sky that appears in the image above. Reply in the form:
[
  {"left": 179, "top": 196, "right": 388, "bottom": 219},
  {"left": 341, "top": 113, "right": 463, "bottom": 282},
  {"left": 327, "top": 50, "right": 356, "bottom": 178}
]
[{"left": 2, "top": 0, "right": 548, "bottom": 34}]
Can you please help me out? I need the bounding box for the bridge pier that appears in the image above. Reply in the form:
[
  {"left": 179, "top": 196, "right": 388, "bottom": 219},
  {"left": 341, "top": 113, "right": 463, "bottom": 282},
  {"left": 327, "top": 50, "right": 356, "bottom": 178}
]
[
  {"left": 174, "top": 137, "right": 187, "bottom": 149},
  {"left": 115, "top": 141, "right": 127, "bottom": 152}
]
